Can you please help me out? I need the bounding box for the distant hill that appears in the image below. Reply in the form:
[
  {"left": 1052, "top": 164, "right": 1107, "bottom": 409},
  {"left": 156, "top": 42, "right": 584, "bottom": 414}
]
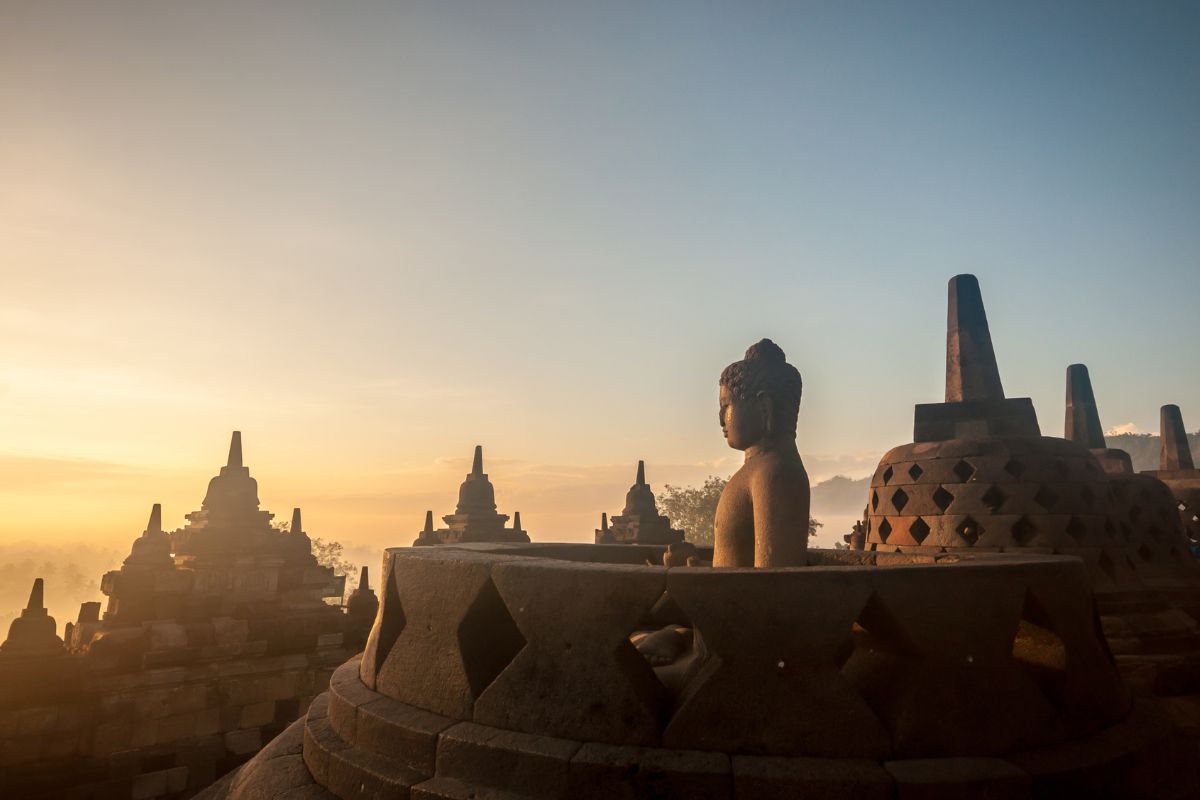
[
  {"left": 811, "top": 474, "right": 872, "bottom": 518},
  {"left": 1106, "top": 432, "right": 1200, "bottom": 472}
]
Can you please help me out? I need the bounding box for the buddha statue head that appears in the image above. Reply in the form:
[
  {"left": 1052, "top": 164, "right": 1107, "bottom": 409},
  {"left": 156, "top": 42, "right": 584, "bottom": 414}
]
[{"left": 718, "top": 339, "right": 803, "bottom": 452}]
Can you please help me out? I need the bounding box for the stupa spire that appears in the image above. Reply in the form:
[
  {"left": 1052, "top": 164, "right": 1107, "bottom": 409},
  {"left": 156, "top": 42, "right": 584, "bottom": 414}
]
[
  {"left": 472, "top": 445, "right": 483, "bottom": 476},
  {"left": 423, "top": 510, "right": 434, "bottom": 533},
  {"left": 636, "top": 460, "right": 646, "bottom": 486},
  {"left": 601, "top": 512, "right": 609, "bottom": 532},
  {"left": 291, "top": 508, "right": 303, "bottom": 535},
  {"left": 145, "top": 503, "right": 163, "bottom": 535},
  {"left": 945, "top": 274, "right": 1005, "bottom": 403},
  {"left": 513, "top": 511, "right": 522, "bottom": 531},
  {"left": 1161, "top": 405, "right": 1195, "bottom": 471},
  {"left": 1065, "top": 364, "right": 1106, "bottom": 449},
  {"left": 359, "top": 565, "right": 370, "bottom": 592},
  {"left": 27, "top": 578, "right": 44, "bottom": 612},
  {"left": 227, "top": 431, "right": 243, "bottom": 469}
]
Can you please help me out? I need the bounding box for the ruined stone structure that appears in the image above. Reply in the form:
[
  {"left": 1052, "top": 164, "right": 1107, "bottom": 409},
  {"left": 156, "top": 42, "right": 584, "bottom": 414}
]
[
  {"left": 0, "top": 433, "right": 376, "bottom": 800},
  {"left": 594, "top": 461, "right": 684, "bottom": 545},
  {"left": 1144, "top": 404, "right": 1200, "bottom": 550},
  {"left": 203, "top": 543, "right": 1188, "bottom": 799},
  {"left": 414, "top": 446, "right": 530, "bottom": 546}
]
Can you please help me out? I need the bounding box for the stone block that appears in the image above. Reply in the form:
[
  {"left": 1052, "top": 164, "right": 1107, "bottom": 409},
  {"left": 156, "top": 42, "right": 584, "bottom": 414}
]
[
  {"left": 166, "top": 765, "right": 189, "bottom": 793},
  {"left": 569, "top": 742, "right": 731, "bottom": 799},
  {"left": 131, "top": 769, "right": 169, "bottom": 800},
  {"left": 356, "top": 697, "right": 456, "bottom": 775},
  {"left": 436, "top": 721, "right": 581, "bottom": 798},
  {"left": 92, "top": 719, "right": 135, "bottom": 756},
  {"left": 196, "top": 707, "right": 222, "bottom": 736},
  {"left": 241, "top": 701, "right": 277, "bottom": 729},
  {"left": 473, "top": 560, "right": 668, "bottom": 746},
  {"left": 327, "top": 742, "right": 427, "bottom": 799},
  {"left": 664, "top": 568, "right": 889, "bottom": 757},
  {"left": 157, "top": 712, "right": 199, "bottom": 742},
  {"left": 884, "top": 758, "right": 1029, "bottom": 799},
  {"left": 732, "top": 755, "right": 894, "bottom": 799},
  {"left": 316, "top": 633, "right": 343, "bottom": 648},
  {"left": 224, "top": 727, "right": 263, "bottom": 755},
  {"left": 147, "top": 622, "right": 189, "bottom": 651},
  {"left": 16, "top": 705, "right": 59, "bottom": 736}
]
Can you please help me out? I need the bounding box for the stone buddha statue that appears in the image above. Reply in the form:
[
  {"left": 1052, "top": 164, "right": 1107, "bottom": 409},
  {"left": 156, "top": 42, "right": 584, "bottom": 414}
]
[
  {"left": 713, "top": 338, "right": 810, "bottom": 568},
  {"left": 634, "top": 339, "right": 810, "bottom": 672}
]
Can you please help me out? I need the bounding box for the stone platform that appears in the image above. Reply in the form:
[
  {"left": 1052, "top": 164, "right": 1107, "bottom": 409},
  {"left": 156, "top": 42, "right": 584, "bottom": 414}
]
[{"left": 201, "top": 543, "right": 1195, "bottom": 799}]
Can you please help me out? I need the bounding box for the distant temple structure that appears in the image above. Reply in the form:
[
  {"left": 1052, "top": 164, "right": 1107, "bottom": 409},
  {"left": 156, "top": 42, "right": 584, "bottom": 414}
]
[
  {"left": 0, "top": 432, "right": 376, "bottom": 800},
  {"left": 595, "top": 460, "right": 684, "bottom": 545},
  {"left": 1143, "top": 404, "right": 1200, "bottom": 550},
  {"left": 413, "top": 445, "right": 529, "bottom": 545}
]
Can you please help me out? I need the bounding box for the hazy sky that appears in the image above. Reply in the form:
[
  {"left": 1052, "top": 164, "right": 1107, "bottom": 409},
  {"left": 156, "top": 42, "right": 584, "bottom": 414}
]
[{"left": 1, "top": 1, "right": 1197, "bottom": 557}]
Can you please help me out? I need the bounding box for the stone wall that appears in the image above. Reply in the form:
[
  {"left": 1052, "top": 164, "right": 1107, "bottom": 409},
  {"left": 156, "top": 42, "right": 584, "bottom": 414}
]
[{"left": 0, "top": 617, "right": 347, "bottom": 799}]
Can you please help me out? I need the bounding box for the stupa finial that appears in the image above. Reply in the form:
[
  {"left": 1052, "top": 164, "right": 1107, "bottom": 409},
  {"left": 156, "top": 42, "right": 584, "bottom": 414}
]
[
  {"left": 513, "top": 511, "right": 522, "bottom": 531},
  {"left": 945, "top": 275, "right": 1005, "bottom": 403},
  {"left": 145, "top": 503, "right": 162, "bottom": 535},
  {"left": 601, "top": 512, "right": 609, "bottom": 532},
  {"left": 359, "top": 565, "right": 370, "bottom": 592},
  {"left": 291, "top": 507, "right": 303, "bottom": 535},
  {"left": 472, "top": 445, "right": 483, "bottom": 476},
  {"left": 1161, "top": 405, "right": 1195, "bottom": 471},
  {"left": 423, "top": 510, "right": 434, "bottom": 533},
  {"left": 1065, "top": 364, "right": 1106, "bottom": 449},
  {"left": 636, "top": 460, "right": 646, "bottom": 486},
  {"left": 227, "top": 431, "right": 243, "bottom": 468},
  {"left": 27, "top": 578, "right": 44, "bottom": 612}
]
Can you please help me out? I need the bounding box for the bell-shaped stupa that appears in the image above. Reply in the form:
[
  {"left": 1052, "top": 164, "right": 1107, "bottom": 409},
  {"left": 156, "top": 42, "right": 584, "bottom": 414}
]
[
  {"left": 597, "top": 461, "right": 684, "bottom": 545},
  {"left": 413, "top": 446, "right": 530, "bottom": 545}
]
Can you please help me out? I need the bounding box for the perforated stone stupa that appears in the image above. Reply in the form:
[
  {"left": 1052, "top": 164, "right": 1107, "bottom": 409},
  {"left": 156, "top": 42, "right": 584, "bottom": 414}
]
[
  {"left": 595, "top": 461, "right": 684, "bottom": 545},
  {"left": 1144, "top": 404, "right": 1200, "bottom": 550},
  {"left": 413, "top": 446, "right": 530, "bottom": 545}
]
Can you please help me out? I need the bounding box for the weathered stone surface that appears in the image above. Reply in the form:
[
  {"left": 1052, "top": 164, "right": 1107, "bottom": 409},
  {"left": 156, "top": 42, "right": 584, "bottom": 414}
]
[
  {"left": 732, "top": 755, "right": 893, "bottom": 800},
  {"left": 373, "top": 550, "right": 523, "bottom": 719},
  {"left": 474, "top": 560, "right": 666, "bottom": 745},
  {"left": 435, "top": 721, "right": 581, "bottom": 798},
  {"left": 884, "top": 758, "right": 1029, "bottom": 800},
  {"left": 597, "top": 461, "right": 685, "bottom": 546},
  {"left": 569, "top": 742, "right": 730, "bottom": 799},
  {"left": 664, "top": 567, "right": 890, "bottom": 757}
]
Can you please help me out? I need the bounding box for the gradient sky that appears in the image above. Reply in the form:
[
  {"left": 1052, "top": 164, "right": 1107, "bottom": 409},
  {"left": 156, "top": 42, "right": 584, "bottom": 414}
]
[{"left": 1, "top": 1, "right": 1198, "bottom": 559}]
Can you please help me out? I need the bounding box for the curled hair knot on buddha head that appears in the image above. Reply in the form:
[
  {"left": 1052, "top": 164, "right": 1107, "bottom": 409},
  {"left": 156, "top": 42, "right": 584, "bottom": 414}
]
[{"left": 720, "top": 338, "right": 803, "bottom": 436}]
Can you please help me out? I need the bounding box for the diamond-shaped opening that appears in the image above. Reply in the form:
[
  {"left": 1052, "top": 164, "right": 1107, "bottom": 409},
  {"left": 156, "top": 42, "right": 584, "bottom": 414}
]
[
  {"left": 932, "top": 486, "right": 954, "bottom": 512},
  {"left": 877, "top": 519, "right": 892, "bottom": 543},
  {"left": 1064, "top": 516, "right": 1087, "bottom": 542},
  {"left": 910, "top": 517, "right": 931, "bottom": 544},
  {"left": 458, "top": 577, "right": 527, "bottom": 698},
  {"left": 1054, "top": 459, "right": 1071, "bottom": 479},
  {"left": 1011, "top": 516, "right": 1037, "bottom": 546},
  {"left": 1034, "top": 486, "right": 1059, "bottom": 510},
  {"left": 630, "top": 591, "right": 696, "bottom": 689},
  {"left": 1004, "top": 458, "right": 1026, "bottom": 479},
  {"left": 907, "top": 463, "right": 924, "bottom": 481},
  {"left": 370, "top": 565, "right": 407, "bottom": 679},
  {"left": 952, "top": 459, "right": 975, "bottom": 483},
  {"left": 837, "top": 590, "right": 920, "bottom": 681},
  {"left": 1012, "top": 590, "right": 1068, "bottom": 709},
  {"left": 871, "top": 490, "right": 880, "bottom": 511},
  {"left": 891, "top": 488, "right": 909, "bottom": 512},
  {"left": 1080, "top": 486, "right": 1096, "bottom": 508},
  {"left": 1129, "top": 505, "right": 1142, "bottom": 523},
  {"left": 882, "top": 466, "right": 894, "bottom": 485},
  {"left": 1097, "top": 551, "right": 1117, "bottom": 581},
  {"left": 981, "top": 485, "right": 1007, "bottom": 513},
  {"left": 955, "top": 516, "right": 983, "bottom": 545},
  {"left": 1137, "top": 545, "right": 1153, "bottom": 563}
]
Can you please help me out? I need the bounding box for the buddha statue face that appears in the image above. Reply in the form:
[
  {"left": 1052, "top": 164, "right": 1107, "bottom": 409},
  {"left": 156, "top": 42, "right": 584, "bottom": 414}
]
[
  {"left": 719, "top": 383, "right": 770, "bottom": 451},
  {"left": 718, "top": 339, "right": 802, "bottom": 452}
]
